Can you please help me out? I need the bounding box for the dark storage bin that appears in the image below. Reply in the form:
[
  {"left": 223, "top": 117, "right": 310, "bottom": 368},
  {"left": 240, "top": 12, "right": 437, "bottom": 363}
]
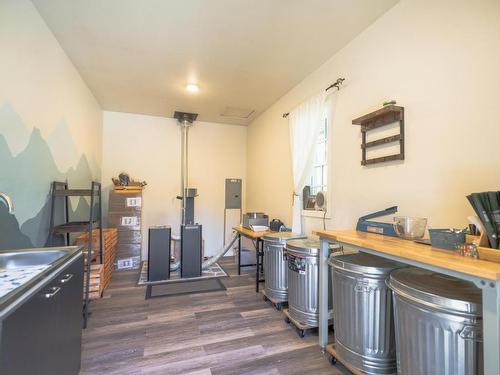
[{"left": 429, "top": 229, "right": 466, "bottom": 250}]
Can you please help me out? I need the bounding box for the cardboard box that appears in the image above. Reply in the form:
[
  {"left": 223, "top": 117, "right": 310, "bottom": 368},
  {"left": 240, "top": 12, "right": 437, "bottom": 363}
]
[{"left": 108, "top": 189, "right": 143, "bottom": 269}]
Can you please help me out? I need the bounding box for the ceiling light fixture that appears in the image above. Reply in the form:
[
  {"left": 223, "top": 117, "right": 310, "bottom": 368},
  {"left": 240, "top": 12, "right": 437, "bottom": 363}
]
[{"left": 185, "top": 83, "right": 199, "bottom": 93}]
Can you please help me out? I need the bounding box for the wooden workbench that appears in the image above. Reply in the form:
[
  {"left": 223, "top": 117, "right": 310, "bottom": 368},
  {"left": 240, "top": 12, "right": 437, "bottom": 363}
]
[
  {"left": 233, "top": 225, "right": 271, "bottom": 292},
  {"left": 313, "top": 229, "right": 500, "bottom": 280},
  {"left": 313, "top": 229, "right": 500, "bottom": 374},
  {"left": 233, "top": 225, "right": 270, "bottom": 239}
]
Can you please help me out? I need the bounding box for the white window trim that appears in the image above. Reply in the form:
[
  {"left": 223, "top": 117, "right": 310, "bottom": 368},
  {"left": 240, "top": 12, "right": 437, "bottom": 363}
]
[
  {"left": 301, "top": 209, "right": 331, "bottom": 219},
  {"left": 302, "top": 116, "right": 331, "bottom": 219}
]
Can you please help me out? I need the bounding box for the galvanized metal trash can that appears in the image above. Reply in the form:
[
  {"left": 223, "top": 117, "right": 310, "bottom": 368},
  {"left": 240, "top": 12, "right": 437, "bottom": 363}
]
[
  {"left": 330, "top": 253, "right": 404, "bottom": 375},
  {"left": 388, "top": 267, "right": 483, "bottom": 375},
  {"left": 286, "top": 238, "right": 341, "bottom": 327},
  {"left": 262, "top": 232, "right": 306, "bottom": 303}
]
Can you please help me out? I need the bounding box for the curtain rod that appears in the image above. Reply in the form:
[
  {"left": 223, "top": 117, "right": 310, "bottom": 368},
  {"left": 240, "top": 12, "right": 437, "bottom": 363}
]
[{"left": 282, "top": 77, "right": 345, "bottom": 118}]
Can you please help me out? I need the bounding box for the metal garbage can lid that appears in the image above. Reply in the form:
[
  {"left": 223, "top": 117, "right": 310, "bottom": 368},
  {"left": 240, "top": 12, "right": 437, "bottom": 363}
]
[
  {"left": 330, "top": 253, "right": 404, "bottom": 276},
  {"left": 388, "top": 267, "right": 482, "bottom": 316},
  {"left": 286, "top": 237, "right": 321, "bottom": 256},
  {"left": 263, "top": 232, "right": 306, "bottom": 244}
]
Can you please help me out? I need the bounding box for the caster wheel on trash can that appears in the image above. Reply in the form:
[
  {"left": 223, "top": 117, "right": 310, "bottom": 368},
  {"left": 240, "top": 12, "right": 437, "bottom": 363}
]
[{"left": 329, "top": 355, "right": 337, "bottom": 365}]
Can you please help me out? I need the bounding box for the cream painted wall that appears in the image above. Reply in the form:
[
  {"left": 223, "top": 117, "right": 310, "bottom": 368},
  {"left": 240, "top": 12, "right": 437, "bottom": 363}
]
[
  {"left": 247, "top": 0, "right": 500, "bottom": 235},
  {"left": 0, "top": 0, "right": 102, "bottom": 248},
  {"left": 102, "top": 111, "right": 246, "bottom": 258},
  {"left": 0, "top": 0, "right": 102, "bottom": 170}
]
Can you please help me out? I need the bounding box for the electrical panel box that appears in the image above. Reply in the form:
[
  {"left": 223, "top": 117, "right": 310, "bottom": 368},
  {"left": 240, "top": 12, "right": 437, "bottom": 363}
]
[{"left": 225, "top": 178, "right": 242, "bottom": 209}]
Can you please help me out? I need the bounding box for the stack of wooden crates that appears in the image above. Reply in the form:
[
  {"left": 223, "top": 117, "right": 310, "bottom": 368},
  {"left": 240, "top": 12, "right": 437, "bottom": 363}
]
[{"left": 77, "top": 228, "right": 118, "bottom": 299}]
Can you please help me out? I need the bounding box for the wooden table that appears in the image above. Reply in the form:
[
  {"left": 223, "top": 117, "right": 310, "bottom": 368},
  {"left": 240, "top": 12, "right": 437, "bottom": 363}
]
[
  {"left": 313, "top": 229, "right": 500, "bottom": 375},
  {"left": 233, "top": 225, "right": 270, "bottom": 292}
]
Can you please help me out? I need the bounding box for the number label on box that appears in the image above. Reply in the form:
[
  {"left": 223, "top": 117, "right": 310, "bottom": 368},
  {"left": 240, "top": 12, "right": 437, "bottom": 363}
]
[
  {"left": 121, "top": 216, "right": 138, "bottom": 226},
  {"left": 116, "top": 256, "right": 140, "bottom": 269},
  {"left": 126, "top": 197, "right": 142, "bottom": 207}
]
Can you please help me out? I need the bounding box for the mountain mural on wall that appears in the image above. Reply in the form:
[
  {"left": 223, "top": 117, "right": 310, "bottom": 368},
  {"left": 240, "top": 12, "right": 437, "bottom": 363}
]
[
  {"left": 1, "top": 129, "right": 62, "bottom": 225},
  {"left": 0, "top": 104, "right": 30, "bottom": 156},
  {"left": 47, "top": 120, "right": 81, "bottom": 173},
  {"left": 21, "top": 194, "right": 92, "bottom": 248},
  {"left": 0, "top": 205, "right": 33, "bottom": 249},
  {"left": 0, "top": 102, "right": 100, "bottom": 249}
]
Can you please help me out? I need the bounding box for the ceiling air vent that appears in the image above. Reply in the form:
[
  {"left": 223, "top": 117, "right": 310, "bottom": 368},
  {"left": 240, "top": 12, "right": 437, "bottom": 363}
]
[{"left": 220, "top": 107, "right": 255, "bottom": 119}]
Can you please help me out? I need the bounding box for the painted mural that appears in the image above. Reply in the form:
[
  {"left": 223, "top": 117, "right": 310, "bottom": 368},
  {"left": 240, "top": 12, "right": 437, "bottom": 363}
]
[{"left": 0, "top": 103, "right": 101, "bottom": 250}]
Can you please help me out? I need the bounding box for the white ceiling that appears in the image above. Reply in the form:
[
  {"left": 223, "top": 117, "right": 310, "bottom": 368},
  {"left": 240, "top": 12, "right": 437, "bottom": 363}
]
[{"left": 33, "top": 0, "right": 398, "bottom": 125}]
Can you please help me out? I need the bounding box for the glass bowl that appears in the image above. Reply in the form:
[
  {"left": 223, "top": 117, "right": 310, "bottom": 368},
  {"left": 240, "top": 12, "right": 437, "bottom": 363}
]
[{"left": 393, "top": 216, "right": 427, "bottom": 240}]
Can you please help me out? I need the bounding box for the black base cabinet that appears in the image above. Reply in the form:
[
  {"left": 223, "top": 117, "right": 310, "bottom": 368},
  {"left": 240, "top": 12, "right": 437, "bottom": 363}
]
[{"left": 0, "top": 254, "right": 84, "bottom": 375}]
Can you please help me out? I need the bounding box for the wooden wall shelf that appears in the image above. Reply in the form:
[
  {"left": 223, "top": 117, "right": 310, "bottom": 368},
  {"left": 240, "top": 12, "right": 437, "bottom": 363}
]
[{"left": 352, "top": 105, "right": 405, "bottom": 166}]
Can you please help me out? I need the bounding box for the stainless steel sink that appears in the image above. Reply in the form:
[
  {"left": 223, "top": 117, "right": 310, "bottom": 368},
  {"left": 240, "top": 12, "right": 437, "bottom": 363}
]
[{"left": 0, "top": 250, "right": 68, "bottom": 269}]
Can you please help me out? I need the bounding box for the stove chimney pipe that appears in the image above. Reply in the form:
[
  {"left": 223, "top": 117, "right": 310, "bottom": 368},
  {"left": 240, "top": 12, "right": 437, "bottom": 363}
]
[{"left": 173, "top": 111, "right": 198, "bottom": 225}]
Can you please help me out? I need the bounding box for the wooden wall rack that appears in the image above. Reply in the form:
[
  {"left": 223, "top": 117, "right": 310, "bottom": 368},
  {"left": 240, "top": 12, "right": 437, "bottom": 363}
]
[{"left": 352, "top": 105, "right": 405, "bottom": 166}]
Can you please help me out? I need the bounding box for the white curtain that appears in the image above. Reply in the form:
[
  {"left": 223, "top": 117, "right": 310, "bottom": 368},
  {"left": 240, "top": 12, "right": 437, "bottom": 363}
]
[{"left": 288, "top": 91, "right": 326, "bottom": 234}]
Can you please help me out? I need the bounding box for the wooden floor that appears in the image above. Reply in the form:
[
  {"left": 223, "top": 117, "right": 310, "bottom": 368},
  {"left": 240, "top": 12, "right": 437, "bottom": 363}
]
[{"left": 81, "top": 257, "right": 348, "bottom": 375}]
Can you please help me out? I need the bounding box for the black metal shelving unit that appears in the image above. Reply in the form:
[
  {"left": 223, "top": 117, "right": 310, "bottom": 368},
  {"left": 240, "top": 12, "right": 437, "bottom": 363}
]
[{"left": 48, "top": 181, "right": 103, "bottom": 329}]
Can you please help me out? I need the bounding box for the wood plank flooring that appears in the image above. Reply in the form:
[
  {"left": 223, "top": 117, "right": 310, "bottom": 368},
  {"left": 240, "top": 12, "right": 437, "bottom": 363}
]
[{"left": 81, "top": 257, "right": 348, "bottom": 375}]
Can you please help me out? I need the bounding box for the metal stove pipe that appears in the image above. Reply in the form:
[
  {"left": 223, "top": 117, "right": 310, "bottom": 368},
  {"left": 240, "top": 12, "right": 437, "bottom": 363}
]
[
  {"left": 180, "top": 119, "right": 191, "bottom": 225},
  {"left": 173, "top": 111, "right": 201, "bottom": 272},
  {"left": 174, "top": 111, "right": 198, "bottom": 225}
]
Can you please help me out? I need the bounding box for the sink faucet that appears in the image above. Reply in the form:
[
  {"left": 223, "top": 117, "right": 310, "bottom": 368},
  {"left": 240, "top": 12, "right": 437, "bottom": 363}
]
[{"left": 0, "top": 193, "right": 14, "bottom": 214}]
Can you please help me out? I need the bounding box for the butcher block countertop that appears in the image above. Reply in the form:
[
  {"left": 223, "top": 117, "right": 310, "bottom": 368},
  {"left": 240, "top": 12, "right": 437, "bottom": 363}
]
[
  {"left": 233, "top": 225, "right": 270, "bottom": 239},
  {"left": 313, "top": 229, "right": 500, "bottom": 281}
]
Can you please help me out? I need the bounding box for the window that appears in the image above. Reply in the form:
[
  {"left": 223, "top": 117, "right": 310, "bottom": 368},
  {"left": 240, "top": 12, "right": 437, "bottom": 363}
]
[
  {"left": 303, "top": 118, "right": 328, "bottom": 212},
  {"left": 309, "top": 118, "right": 328, "bottom": 195}
]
